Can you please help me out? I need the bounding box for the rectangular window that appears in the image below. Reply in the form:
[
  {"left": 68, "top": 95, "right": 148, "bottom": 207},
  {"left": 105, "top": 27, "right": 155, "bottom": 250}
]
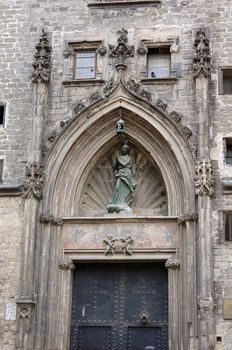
[
  {"left": 225, "top": 212, "right": 232, "bottom": 241},
  {"left": 0, "top": 105, "right": 5, "bottom": 126},
  {"left": 75, "top": 51, "right": 96, "bottom": 79},
  {"left": 0, "top": 159, "right": 3, "bottom": 183},
  {"left": 147, "top": 47, "right": 170, "bottom": 78},
  {"left": 224, "top": 138, "right": 232, "bottom": 165},
  {"left": 222, "top": 69, "right": 232, "bottom": 95}
]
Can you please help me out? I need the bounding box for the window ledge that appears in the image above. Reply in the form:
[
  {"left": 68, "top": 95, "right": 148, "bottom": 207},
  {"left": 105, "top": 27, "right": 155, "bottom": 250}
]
[
  {"left": 0, "top": 183, "right": 23, "bottom": 197},
  {"left": 141, "top": 77, "right": 178, "bottom": 85},
  {"left": 222, "top": 178, "right": 232, "bottom": 194},
  {"left": 88, "top": 0, "right": 161, "bottom": 8},
  {"left": 63, "top": 79, "right": 105, "bottom": 87}
]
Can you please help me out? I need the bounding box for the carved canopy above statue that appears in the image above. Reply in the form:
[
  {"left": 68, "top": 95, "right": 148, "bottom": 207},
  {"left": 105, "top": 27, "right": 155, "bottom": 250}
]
[{"left": 79, "top": 142, "right": 167, "bottom": 216}]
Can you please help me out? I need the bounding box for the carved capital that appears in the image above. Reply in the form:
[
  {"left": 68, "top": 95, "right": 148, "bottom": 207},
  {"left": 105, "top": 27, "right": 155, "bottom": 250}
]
[
  {"left": 177, "top": 214, "right": 198, "bottom": 224},
  {"left": 59, "top": 260, "right": 75, "bottom": 271},
  {"left": 165, "top": 257, "right": 180, "bottom": 269},
  {"left": 32, "top": 29, "right": 51, "bottom": 84},
  {"left": 40, "top": 215, "right": 63, "bottom": 226},
  {"left": 193, "top": 28, "right": 211, "bottom": 78},
  {"left": 109, "top": 28, "right": 134, "bottom": 63},
  {"left": 199, "top": 297, "right": 216, "bottom": 319},
  {"left": 195, "top": 159, "right": 214, "bottom": 197},
  {"left": 23, "top": 162, "right": 44, "bottom": 200},
  {"left": 103, "top": 235, "right": 134, "bottom": 256}
]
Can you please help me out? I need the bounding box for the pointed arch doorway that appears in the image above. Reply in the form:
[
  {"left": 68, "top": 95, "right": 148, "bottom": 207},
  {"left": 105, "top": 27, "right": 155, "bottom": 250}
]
[{"left": 70, "top": 262, "right": 168, "bottom": 350}]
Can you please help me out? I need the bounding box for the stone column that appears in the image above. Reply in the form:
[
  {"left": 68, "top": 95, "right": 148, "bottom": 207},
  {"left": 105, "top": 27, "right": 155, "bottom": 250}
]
[
  {"left": 193, "top": 29, "right": 215, "bottom": 349},
  {"left": 16, "top": 30, "right": 51, "bottom": 350},
  {"left": 165, "top": 256, "right": 180, "bottom": 350}
]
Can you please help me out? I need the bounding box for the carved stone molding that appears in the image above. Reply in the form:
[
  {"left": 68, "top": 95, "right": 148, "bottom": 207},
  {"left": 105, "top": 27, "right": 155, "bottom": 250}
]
[
  {"left": 59, "top": 260, "right": 75, "bottom": 271},
  {"left": 74, "top": 102, "right": 85, "bottom": 115},
  {"left": 16, "top": 299, "right": 36, "bottom": 321},
  {"left": 23, "top": 162, "right": 44, "bottom": 200},
  {"left": 177, "top": 214, "right": 198, "bottom": 224},
  {"left": 193, "top": 28, "right": 211, "bottom": 78},
  {"left": 40, "top": 215, "right": 63, "bottom": 226},
  {"left": 182, "top": 126, "right": 192, "bottom": 139},
  {"left": 42, "top": 77, "right": 194, "bottom": 157},
  {"left": 63, "top": 46, "right": 74, "bottom": 58},
  {"left": 170, "top": 111, "right": 182, "bottom": 123},
  {"left": 60, "top": 117, "right": 71, "bottom": 127},
  {"left": 140, "top": 89, "right": 152, "bottom": 101},
  {"left": 103, "top": 79, "right": 117, "bottom": 97},
  {"left": 103, "top": 235, "right": 134, "bottom": 255},
  {"left": 126, "top": 78, "right": 140, "bottom": 93},
  {"left": 137, "top": 41, "right": 148, "bottom": 55},
  {"left": 156, "top": 99, "right": 167, "bottom": 111},
  {"left": 96, "top": 43, "right": 107, "bottom": 56},
  {"left": 165, "top": 256, "right": 180, "bottom": 269},
  {"left": 89, "top": 91, "right": 102, "bottom": 103},
  {"left": 199, "top": 297, "right": 216, "bottom": 319},
  {"left": 48, "top": 129, "right": 57, "bottom": 143},
  {"left": 32, "top": 29, "right": 52, "bottom": 84},
  {"left": 195, "top": 159, "right": 214, "bottom": 197},
  {"left": 109, "top": 28, "right": 134, "bottom": 63}
]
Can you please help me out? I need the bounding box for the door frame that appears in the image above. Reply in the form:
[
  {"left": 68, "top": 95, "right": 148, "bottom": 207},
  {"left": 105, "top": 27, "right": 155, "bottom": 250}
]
[{"left": 58, "top": 253, "right": 180, "bottom": 350}]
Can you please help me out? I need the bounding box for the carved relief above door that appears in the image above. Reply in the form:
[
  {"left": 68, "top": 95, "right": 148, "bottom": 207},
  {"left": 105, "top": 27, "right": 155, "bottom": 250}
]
[{"left": 79, "top": 142, "right": 167, "bottom": 216}]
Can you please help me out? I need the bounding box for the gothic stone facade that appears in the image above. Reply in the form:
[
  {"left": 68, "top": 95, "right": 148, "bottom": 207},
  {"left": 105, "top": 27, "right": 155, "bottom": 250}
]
[{"left": 0, "top": 1, "right": 232, "bottom": 349}]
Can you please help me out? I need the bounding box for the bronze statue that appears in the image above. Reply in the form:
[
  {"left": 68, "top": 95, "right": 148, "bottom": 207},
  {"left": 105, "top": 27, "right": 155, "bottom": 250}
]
[{"left": 107, "top": 143, "right": 137, "bottom": 213}]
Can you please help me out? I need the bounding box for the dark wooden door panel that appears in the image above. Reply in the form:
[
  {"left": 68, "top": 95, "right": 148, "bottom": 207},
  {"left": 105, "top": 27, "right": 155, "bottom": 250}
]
[{"left": 70, "top": 263, "right": 168, "bottom": 350}]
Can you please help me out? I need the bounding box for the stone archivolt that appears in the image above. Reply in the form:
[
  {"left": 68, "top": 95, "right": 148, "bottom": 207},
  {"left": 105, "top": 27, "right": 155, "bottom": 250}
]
[{"left": 42, "top": 77, "right": 195, "bottom": 158}]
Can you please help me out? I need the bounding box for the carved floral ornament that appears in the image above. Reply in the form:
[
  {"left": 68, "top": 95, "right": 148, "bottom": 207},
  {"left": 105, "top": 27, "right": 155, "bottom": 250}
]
[
  {"left": 193, "top": 28, "right": 211, "bottom": 78},
  {"left": 109, "top": 28, "right": 134, "bottom": 62},
  {"left": 42, "top": 77, "right": 194, "bottom": 157},
  {"left": 103, "top": 235, "right": 134, "bottom": 255},
  {"left": 195, "top": 159, "right": 214, "bottom": 197},
  {"left": 199, "top": 297, "right": 216, "bottom": 319},
  {"left": 32, "top": 29, "right": 52, "bottom": 84},
  {"left": 16, "top": 299, "right": 35, "bottom": 322},
  {"left": 59, "top": 260, "right": 75, "bottom": 271},
  {"left": 177, "top": 213, "right": 198, "bottom": 224},
  {"left": 23, "top": 162, "right": 44, "bottom": 200},
  {"left": 165, "top": 256, "right": 180, "bottom": 269},
  {"left": 40, "top": 215, "right": 63, "bottom": 226}
]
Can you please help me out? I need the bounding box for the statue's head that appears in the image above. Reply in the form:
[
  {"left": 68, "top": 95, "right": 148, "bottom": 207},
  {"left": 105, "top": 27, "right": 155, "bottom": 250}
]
[{"left": 121, "top": 144, "right": 129, "bottom": 155}]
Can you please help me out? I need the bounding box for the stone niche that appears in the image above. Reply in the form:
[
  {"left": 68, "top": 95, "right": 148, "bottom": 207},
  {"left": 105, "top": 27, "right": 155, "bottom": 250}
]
[{"left": 78, "top": 142, "right": 168, "bottom": 216}]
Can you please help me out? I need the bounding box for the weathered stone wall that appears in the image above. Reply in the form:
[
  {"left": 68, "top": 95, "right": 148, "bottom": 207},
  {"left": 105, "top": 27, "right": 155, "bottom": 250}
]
[
  {"left": 1, "top": 0, "right": 232, "bottom": 349},
  {"left": 0, "top": 198, "right": 23, "bottom": 350}
]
